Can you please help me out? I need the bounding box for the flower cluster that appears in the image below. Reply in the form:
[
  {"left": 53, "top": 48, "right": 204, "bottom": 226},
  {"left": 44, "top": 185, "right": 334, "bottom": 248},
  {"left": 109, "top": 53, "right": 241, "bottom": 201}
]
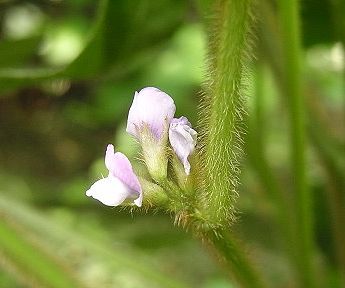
[{"left": 86, "top": 87, "right": 197, "bottom": 207}]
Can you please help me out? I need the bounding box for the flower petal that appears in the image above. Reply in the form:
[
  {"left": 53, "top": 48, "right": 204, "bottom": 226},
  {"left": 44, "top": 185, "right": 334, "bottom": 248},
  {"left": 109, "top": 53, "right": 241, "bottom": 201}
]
[
  {"left": 105, "top": 144, "right": 116, "bottom": 172},
  {"left": 105, "top": 144, "right": 141, "bottom": 193},
  {"left": 171, "top": 116, "right": 191, "bottom": 126},
  {"left": 112, "top": 152, "right": 142, "bottom": 192},
  {"left": 86, "top": 176, "right": 139, "bottom": 207},
  {"left": 126, "top": 87, "right": 176, "bottom": 139},
  {"left": 169, "top": 117, "right": 197, "bottom": 175},
  {"left": 86, "top": 144, "right": 143, "bottom": 207}
]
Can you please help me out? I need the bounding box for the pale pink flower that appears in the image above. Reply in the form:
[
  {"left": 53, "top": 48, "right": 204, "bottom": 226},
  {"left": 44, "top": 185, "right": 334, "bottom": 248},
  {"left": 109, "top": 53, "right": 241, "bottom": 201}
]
[{"left": 86, "top": 145, "right": 142, "bottom": 207}]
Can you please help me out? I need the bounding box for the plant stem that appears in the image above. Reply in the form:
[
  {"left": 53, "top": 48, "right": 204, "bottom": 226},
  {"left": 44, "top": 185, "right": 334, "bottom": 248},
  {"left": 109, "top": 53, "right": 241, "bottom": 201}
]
[
  {"left": 277, "top": 0, "right": 315, "bottom": 287},
  {"left": 199, "top": 0, "right": 253, "bottom": 225},
  {"left": 203, "top": 229, "right": 267, "bottom": 288}
]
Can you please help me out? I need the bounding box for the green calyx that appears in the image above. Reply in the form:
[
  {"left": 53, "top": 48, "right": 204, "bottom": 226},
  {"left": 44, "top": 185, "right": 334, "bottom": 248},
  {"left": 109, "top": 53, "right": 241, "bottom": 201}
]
[{"left": 139, "top": 124, "right": 169, "bottom": 183}]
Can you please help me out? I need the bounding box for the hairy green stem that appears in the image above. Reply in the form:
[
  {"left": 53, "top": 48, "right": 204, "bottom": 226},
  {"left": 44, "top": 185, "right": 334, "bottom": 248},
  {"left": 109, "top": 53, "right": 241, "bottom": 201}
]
[
  {"left": 199, "top": 0, "right": 252, "bottom": 225},
  {"left": 277, "top": 0, "right": 315, "bottom": 287},
  {"left": 194, "top": 1, "right": 266, "bottom": 284},
  {"left": 203, "top": 229, "right": 266, "bottom": 288}
]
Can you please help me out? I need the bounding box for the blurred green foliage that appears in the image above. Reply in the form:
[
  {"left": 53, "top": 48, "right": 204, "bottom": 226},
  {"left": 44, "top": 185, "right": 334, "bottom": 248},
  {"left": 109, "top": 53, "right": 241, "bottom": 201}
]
[{"left": 0, "top": 0, "right": 344, "bottom": 287}]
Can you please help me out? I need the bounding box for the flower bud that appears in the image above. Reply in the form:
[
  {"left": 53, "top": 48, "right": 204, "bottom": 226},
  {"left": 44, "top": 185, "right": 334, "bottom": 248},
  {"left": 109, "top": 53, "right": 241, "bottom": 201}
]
[
  {"left": 126, "top": 87, "right": 176, "bottom": 182},
  {"left": 169, "top": 117, "right": 197, "bottom": 175},
  {"left": 126, "top": 87, "right": 175, "bottom": 140}
]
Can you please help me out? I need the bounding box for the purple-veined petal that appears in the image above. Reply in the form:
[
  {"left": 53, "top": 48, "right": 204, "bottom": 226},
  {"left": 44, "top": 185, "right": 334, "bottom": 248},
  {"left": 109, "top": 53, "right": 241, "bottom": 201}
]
[
  {"left": 169, "top": 116, "right": 197, "bottom": 175},
  {"left": 126, "top": 87, "right": 176, "bottom": 139}
]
